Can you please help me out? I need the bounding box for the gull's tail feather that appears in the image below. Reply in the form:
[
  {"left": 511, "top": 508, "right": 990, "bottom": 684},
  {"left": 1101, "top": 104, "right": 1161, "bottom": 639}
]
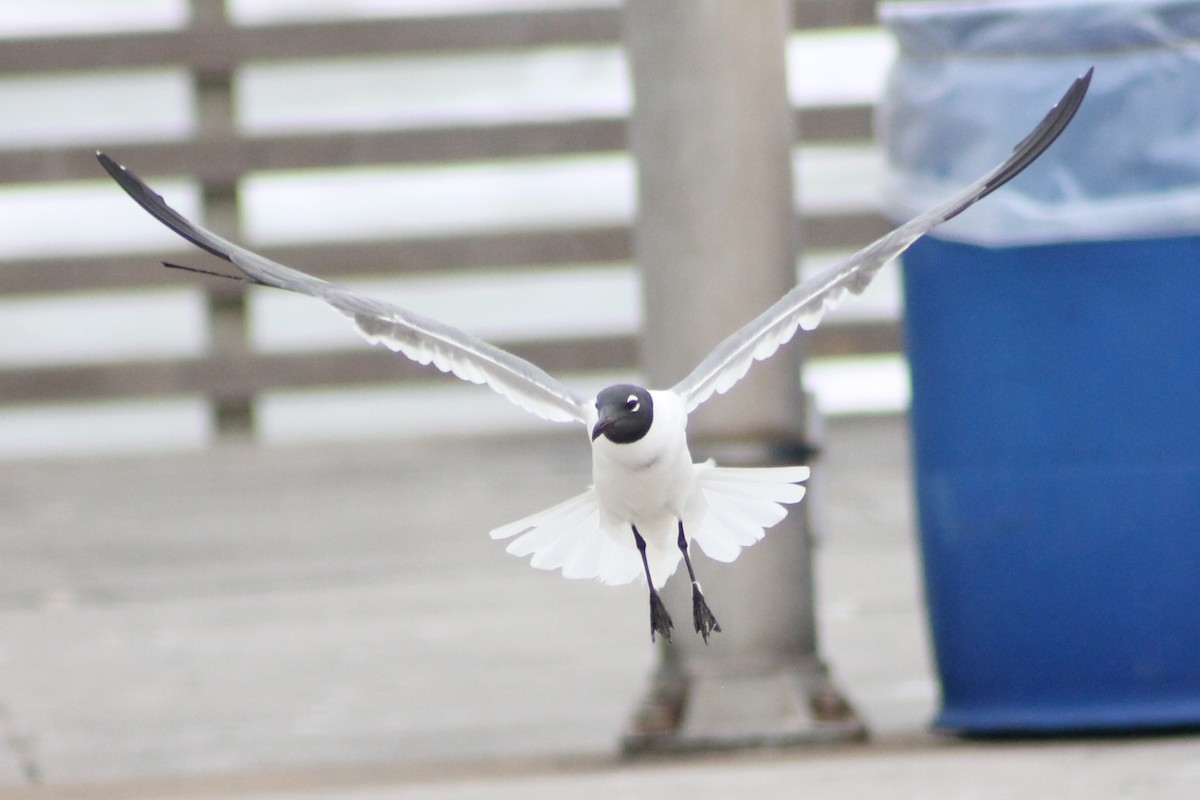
[
  {"left": 688, "top": 464, "right": 810, "bottom": 564},
  {"left": 489, "top": 464, "right": 810, "bottom": 588},
  {"left": 490, "top": 489, "right": 644, "bottom": 586}
]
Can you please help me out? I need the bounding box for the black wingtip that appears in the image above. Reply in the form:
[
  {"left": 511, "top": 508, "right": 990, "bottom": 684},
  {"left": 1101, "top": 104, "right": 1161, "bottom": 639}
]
[
  {"left": 943, "top": 66, "right": 1093, "bottom": 223},
  {"left": 96, "top": 150, "right": 122, "bottom": 179},
  {"left": 1008, "top": 65, "right": 1093, "bottom": 157},
  {"left": 97, "top": 150, "right": 236, "bottom": 265}
]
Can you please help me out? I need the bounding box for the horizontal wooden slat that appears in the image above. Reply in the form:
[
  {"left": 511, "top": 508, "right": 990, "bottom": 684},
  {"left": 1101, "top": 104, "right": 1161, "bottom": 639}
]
[
  {"left": 5, "top": 105, "right": 871, "bottom": 185},
  {"left": 5, "top": 119, "right": 627, "bottom": 185},
  {"left": 797, "top": 105, "right": 874, "bottom": 143},
  {"left": 0, "top": 212, "right": 891, "bottom": 296},
  {"left": 795, "top": 0, "right": 878, "bottom": 30},
  {"left": 0, "top": 319, "right": 898, "bottom": 406},
  {"left": 0, "top": 335, "right": 636, "bottom": 405},
  {"left": 0, "top": 1, "right": 875, "bottom": 75},
  {"left": 809, "top": 320, "right": 903, "bottom": 359},
  {"left": 0, "top": 10, "right": 618, "bottom": 75},
  {"left": 802, "top": 211, "right": 893, "bottom": 253},
  {"left": 259, "top": 225, "right": 637, "bottom": 278},
  {"left": 0, "top": 225, "right": 633, "bottom": 295}
]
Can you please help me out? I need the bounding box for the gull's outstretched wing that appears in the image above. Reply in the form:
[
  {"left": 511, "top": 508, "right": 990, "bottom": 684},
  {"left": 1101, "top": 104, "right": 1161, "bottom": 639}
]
[
  {"left": 672, "top": 68, "right": 1093, "bottom": 414},
  {"left": 97, "top": 152, "right": 592, "bottom": 425}
]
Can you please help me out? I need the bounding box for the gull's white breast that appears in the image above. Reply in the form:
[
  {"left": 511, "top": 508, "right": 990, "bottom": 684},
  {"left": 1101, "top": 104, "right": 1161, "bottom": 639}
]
[{"left": 589, "top": 390, "right": 698, "bottom": 547}]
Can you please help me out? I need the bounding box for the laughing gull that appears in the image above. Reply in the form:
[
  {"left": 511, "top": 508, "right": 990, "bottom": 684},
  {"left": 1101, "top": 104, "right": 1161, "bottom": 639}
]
[{"left": 98, "top": 69, "right": 1091, "bottom": 644}]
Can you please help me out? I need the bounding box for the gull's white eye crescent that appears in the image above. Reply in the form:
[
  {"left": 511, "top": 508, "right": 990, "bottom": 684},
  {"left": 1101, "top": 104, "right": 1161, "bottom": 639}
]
[{"left": 625, "top": 394, "right": 640, "bottom": 413}]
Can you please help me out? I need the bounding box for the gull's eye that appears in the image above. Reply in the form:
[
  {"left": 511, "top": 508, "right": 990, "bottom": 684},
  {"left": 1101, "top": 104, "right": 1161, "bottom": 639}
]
[{"left": 625, "top": 394, "right": 640, "bottom": 413}]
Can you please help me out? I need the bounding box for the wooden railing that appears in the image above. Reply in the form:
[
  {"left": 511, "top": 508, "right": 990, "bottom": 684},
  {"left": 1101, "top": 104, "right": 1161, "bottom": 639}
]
[{"left": 0, "top": 0, "right": 895, "bottom": 441}]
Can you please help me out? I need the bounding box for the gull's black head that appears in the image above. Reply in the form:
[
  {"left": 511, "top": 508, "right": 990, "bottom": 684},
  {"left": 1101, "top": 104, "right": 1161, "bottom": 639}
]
[{"left": 592, "top": 384, "right": 653, "bottom": 444}]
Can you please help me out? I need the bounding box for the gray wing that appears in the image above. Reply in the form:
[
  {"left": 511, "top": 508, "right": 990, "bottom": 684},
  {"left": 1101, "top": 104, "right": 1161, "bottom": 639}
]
[
  {"left": 672, "top": 68, "right": 1093, "bottom": 414},
  {"left": 97, "top": 152, "right": 592, "bottom": 426}
]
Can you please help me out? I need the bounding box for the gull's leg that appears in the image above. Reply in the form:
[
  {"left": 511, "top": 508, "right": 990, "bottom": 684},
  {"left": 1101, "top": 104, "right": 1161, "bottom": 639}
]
[
  {"left": 678, "top": 521, "right": 721, "bottom": 643},
  {"left": 632, "top": 525, "right": 673, "bottom": 644}
]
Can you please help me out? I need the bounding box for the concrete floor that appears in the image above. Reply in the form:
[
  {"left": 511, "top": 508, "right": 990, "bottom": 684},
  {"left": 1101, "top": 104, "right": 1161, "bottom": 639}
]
[{"left": 0, "top": 414, "right": 1196, "bottom": 799}]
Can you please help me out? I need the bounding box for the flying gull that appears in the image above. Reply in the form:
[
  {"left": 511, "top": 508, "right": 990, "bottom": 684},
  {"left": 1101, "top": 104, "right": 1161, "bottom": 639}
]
[{"left": 97, "top": 68, "right": 1091, "bottom": 644}]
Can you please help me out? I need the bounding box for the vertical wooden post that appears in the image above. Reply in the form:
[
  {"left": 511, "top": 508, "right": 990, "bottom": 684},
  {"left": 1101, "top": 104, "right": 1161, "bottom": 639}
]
[
  {"left": 190, "top": 0, "right": 254, "bottom": 437},
  {"left": 622, "top": 0, "right": 863, "bottom": 752}
]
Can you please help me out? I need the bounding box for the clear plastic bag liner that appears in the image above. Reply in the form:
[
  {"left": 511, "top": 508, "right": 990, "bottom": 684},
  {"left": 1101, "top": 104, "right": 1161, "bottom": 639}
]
[{"left": 878, "top": 0, "right": 1200, "bottom": 245}]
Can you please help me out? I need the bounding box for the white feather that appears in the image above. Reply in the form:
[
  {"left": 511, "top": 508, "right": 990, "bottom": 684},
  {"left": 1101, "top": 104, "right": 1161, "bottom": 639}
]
[
  {"left": 514, "top": 501, "right": 593, "bottom": 563},
  {"left": 706, "top": 490, "right": 788, "bottom": 531},
  {"left": 591, "top": 533, "right": 644, "bottom": 586},
  {"left": 491, "top": 443, "right": 810, "bottom": 588},
  {"left": 688, "top": 524, "right": 742, "bottom": 563},
  {"left": 687, "top": 463, "right": 810, "bottom": 562},
  {"left": 489, "top": 488, "right": 594, "bottom": 541},
  {"left": 560, "top": 525, "right": 606, "bottom": 580},
  {"left": 529, "top": 507, "right": 599, "bottom": 570},
  {"left": 489, "top": 488, "right": 649, "bottom": 586}
]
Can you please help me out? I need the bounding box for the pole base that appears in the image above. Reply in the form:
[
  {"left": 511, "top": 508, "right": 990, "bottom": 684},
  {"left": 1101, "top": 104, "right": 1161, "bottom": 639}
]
[{"left": 621, "top": 658, "right": 866, "bottom": 755}]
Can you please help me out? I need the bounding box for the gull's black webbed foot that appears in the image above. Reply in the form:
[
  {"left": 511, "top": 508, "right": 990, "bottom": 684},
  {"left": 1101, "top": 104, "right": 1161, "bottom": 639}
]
[
  {"left": 633, "top": 524, "right": 674, "bottom": 644},
  {"left": 677, "top": 520, "right": 720, "bottom": 643},
  {"left": 691, "top": 583, "right": 721, "bottom": 643},
  {"left": 649, "top": 588, "right": 674, "bottom": 644}
]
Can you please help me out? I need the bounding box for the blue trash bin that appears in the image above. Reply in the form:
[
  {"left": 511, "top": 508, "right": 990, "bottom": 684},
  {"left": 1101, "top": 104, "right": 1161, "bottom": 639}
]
[{"left": 880, "top": 0, "right": 1200, "bottom": 733}]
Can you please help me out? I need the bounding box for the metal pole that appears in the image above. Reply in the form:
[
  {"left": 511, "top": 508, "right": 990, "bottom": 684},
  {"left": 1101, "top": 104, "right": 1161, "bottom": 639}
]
[{"left": 621, "top": 0, "right": 863, "bottom": 752}]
